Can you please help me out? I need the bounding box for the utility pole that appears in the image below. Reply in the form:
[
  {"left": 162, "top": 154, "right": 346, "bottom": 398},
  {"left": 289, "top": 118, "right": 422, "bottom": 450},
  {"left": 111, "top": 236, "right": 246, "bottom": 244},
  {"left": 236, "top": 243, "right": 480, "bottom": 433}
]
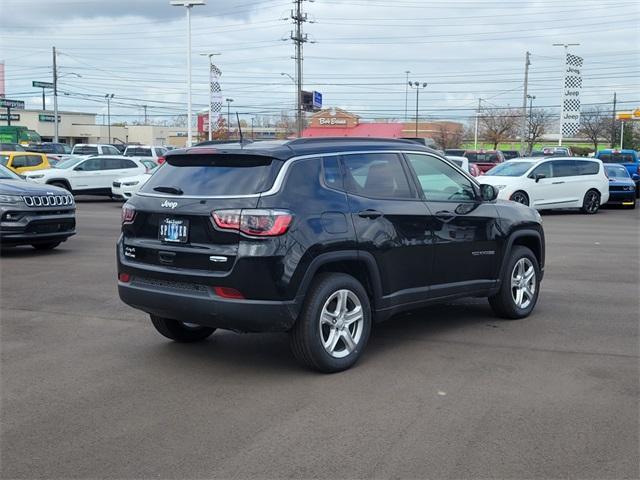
[
  {"left": 52, "top": 46, "right": 59, "bottom": 143},
  {"left": 404, "top": 70, "right": 410, "bottom": 121},
  {"left": 553, "top": 43, "right": 580, "bottom": 146},
  {"left": 527, "top": 94, "right": 536, "bottom": 154},
  {"left": 408, "top": 81, "right": 427, "bottom": 138},
  {"left": 620, "top": 120, "right": 625, "bottom": 149},
  {"left": 519, "top": 51, "right": 530, "bottom": 155},
  {"left": 290, "top": 0, "right": 308, "bottom": 137},
  {"left": 474, "top": 97, "right": 482, "bottom": 150},
  {"left": 611, "top": 91, "right": 617, "bottom": 148},
  {"left": 143, "top": 105, "right": 148, "bottom": 125}
]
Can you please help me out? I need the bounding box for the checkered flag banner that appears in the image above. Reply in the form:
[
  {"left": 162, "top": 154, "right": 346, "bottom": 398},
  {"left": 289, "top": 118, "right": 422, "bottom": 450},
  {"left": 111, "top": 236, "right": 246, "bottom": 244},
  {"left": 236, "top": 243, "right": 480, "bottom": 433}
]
[
  {"left": 210, "top": 64, "right": 223, "bottom": 122},
  {"left": 561, "top": 53, "right": 583, "bottom": 138}
]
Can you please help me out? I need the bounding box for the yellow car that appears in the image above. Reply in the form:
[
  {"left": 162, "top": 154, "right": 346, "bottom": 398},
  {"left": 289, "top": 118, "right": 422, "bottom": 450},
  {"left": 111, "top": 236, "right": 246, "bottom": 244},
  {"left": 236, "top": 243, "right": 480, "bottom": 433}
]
[{"left": 0, "top": 151, "right": 50, "bottom": 174}]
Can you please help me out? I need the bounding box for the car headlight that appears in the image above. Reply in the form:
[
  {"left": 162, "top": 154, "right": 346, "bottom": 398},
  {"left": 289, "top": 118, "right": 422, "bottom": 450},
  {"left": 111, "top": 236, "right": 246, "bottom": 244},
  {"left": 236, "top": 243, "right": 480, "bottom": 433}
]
[
  {"left": 494, "top": 185, "right": 507, "bottom": 190},
  {"left": 0, "top": 194, "right": 23, "bottom": 204},
  {"left": 122, "top": 181, "right": 140, "bottom": 186},
  {"left": 27, "top": 174, "right": 45, "bottom": 179}
]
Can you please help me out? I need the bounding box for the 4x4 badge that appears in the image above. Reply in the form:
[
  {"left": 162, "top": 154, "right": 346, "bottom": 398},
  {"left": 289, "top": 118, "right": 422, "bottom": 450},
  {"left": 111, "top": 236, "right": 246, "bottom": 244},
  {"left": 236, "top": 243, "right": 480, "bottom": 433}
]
[{"left": 161, "top": 200, "right": 178, "bottom": 209}]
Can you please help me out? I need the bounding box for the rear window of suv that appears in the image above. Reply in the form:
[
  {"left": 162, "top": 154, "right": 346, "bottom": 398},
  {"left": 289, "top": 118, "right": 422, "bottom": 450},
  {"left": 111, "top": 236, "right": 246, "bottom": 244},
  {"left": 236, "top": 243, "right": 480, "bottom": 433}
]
[
  {"left": 73, "top": 146, "right": 98, "bottom": 155},
  {"left": 141, "top": 154, "right": 281, "bottom": 196},
  {"left": 465, "top": 152, "right": 500, "bottom": 163},
  {"left": 598, "top": 153, "right": 635, "bottom": 163},
  {"left": 125, "top": 147, "right": 153, "bottom": 157}
]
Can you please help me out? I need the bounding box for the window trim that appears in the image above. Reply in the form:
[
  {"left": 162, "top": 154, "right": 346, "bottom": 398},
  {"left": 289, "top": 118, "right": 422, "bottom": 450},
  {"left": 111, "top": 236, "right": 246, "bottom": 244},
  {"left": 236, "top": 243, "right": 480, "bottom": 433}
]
[{"left": 402, "top": 152, "right": 481, "bottom": 203}]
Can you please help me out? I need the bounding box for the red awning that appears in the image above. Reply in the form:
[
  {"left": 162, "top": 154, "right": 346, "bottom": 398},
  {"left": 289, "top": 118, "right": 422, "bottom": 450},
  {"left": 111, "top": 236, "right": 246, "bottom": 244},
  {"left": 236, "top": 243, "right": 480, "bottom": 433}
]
[{"left": 302, "top": 123, "right": 405, "bottom": 138}]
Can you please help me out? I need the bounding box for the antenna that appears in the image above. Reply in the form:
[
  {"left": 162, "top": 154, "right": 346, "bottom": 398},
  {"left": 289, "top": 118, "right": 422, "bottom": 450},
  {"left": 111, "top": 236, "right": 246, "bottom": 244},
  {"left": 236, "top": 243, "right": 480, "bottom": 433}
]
[{"left": 236, "top": 112, "right": 243, "bottom": 145}]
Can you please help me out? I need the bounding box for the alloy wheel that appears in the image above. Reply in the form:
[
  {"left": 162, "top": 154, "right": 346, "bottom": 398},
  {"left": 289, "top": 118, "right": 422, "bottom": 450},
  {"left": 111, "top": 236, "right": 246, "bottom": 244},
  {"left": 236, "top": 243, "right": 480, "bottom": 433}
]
[
  {"left": 511, "top": 192, "right": 529, "bottom": 205},
  {"left": 585, "top": 191, "right": 600, "bottom": 213},
  {"left": 319, "top": 289, "right": 364, "bottom": 359},
  {"left": 511, "top": 258, "right": 536, "bottom": 309}
]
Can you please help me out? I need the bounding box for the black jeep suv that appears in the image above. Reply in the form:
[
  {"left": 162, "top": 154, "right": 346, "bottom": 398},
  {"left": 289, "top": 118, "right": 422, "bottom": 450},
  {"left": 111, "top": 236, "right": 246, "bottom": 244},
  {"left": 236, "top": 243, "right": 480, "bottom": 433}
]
[
  {"left": 0, "top": 164, "right": 76, "bottom": 250},
  {"left": 118, "top": 138, "right": 545, "bottom": 372}
]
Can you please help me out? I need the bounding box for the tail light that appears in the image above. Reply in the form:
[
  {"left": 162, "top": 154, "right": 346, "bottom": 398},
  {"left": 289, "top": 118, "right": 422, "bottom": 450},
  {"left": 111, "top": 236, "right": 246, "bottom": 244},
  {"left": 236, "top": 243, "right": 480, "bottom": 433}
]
[
  {"left": 212, "top": 209, "right": 293, "bottom": 237},
  {"left": 157, "top": 156, "right": 165, "bottom": 165},
  {"left": 118, "top": 272, "right": 131, "bottom": 283},
  {"left": 122, "top": 204, "right": 136, "bottom": 224},
  {"left": 213, "top": 286, "right": 244, "bottom": 299}
]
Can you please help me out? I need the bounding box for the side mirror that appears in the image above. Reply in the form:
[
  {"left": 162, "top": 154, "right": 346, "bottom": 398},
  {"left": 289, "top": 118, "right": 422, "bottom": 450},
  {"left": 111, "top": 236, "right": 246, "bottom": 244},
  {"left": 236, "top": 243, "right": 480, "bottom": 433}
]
[
  {"left": 632, "top": 174, "right": 640, "bottom": 181},
  {"left": 74, "top": 165, "right": 84, "bottom": 171},
  {"left": 534, "top": 173, "right": 546, "bottom": 183},
  {"left": 480, "top": 184, "right": 498, "bottom": 202}
]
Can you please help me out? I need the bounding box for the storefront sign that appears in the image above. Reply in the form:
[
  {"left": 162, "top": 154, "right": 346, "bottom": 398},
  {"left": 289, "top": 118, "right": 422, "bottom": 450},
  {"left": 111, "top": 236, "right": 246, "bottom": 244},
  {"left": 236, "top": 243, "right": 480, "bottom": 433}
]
[
  {"left": 39, "top": 114, "right": 61, "bottom": 122},
  {"left": 319, "top": 117, "right": 348, "bottom": 126}
]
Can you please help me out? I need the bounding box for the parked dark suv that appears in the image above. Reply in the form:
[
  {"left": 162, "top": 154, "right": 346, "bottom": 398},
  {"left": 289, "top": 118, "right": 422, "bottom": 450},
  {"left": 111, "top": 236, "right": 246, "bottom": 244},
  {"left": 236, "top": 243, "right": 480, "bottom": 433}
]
[{"left": 117, "top": 138, "right": 545, "bottom": 372}]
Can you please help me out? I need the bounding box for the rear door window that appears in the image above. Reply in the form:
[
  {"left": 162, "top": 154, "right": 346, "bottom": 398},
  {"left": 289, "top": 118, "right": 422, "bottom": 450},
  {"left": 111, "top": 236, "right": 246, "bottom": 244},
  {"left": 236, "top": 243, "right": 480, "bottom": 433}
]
[
  {"left": 141, "top": 154, "right": 282, "bottom": 196},
  {"left": 551, "top": 160, "right": 578, "bottom": 177},
  {"left": 26, "top": 155, "right": 43, "bottom": 167},
  {"left": 341, "top": 153, "right": 413, "bottom": 199}
]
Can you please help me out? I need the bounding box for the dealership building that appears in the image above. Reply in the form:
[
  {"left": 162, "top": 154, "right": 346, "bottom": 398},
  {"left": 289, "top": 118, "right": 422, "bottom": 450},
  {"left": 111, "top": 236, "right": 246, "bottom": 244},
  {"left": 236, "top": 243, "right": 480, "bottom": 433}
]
[{"left": 2, "top": 108, "right": 189, "bottom": 147}]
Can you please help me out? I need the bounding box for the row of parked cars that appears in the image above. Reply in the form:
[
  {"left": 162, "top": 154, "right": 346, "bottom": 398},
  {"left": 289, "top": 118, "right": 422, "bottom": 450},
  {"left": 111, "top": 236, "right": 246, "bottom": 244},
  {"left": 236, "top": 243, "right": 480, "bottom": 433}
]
[{"left": 443, "top": 147, "right": 639, "bottom": 212}]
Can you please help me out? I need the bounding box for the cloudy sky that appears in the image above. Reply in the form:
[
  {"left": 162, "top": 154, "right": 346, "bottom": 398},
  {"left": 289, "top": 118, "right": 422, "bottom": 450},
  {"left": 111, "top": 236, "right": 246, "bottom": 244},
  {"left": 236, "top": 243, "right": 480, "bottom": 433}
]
[{"left": 1, "top": 0, "right": 638, "bottom": 127}]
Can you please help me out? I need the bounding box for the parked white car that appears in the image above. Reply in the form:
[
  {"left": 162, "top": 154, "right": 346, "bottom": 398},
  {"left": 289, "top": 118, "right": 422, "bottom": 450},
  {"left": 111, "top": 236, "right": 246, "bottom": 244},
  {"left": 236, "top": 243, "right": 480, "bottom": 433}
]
[
  {"left": 24, "top": 156, "right": 147, "bottom": 197},
  {"left": 123, "top": 145, "right": 168, "bottom": 162},
  {"left": 479, "top": 157, "right": 609, "bottom": 214},
  {"left": 111, "top": 173, "right": 152, "bottom": 200},
  {"left": 71, "top": 144, "right": 122, "bottom": 156},
  {"left": 446, "top": 155, "right": 469, "bottom": 171}
]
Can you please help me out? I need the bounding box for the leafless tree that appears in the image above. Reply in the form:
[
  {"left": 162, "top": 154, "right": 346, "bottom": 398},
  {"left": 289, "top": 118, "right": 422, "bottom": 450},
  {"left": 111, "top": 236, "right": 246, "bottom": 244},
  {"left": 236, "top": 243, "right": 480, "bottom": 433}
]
[
  {"left": 433, "top": 122, "right": 463, "bottom": 149},
  {"left": 479, "top": 107, "right": 519, "bottom": 149},
  {"left": 526, "top": 108, "right": 555, "bottom": 154},
  {"left": 276, "top": 111, "right": 296, "bottom": 138},
  {"left": 579, "top": 106, "right": 610, "bottom": 151}
]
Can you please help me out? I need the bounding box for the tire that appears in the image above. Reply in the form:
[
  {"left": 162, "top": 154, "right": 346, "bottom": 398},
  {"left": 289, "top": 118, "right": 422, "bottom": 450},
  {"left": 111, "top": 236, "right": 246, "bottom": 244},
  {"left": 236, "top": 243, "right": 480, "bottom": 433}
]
[
  {"left": 150, "top": 315, "right": 215, "bottom": 343},
  {"left": 31, "top": 242, "right": 61, "bottom": 250},
  {"left": 581, "top": 189, "right": 600, "bottom": 214},
  {"left": 290, "top": 273, "right": 372, "bottom": 373},
  {"left": 49, "top": 181, "right": 71, "bottom": 192},
  {"left": 489, "top": 245, "right": 541, "bottom": 319},
  {"left": 510, "top": 191, "right": 529, "bottom": 206}
]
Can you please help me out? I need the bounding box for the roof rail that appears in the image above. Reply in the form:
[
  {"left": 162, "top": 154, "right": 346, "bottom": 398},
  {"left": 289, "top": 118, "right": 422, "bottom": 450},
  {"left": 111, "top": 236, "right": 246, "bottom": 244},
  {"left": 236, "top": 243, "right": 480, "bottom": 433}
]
[{"left": 287, "top": 136, "right": 419, "bottom": 145}]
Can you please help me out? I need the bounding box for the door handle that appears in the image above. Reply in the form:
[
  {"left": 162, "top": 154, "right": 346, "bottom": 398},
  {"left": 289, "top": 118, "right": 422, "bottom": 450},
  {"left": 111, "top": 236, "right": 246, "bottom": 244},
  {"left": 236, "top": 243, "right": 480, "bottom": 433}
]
[
  {"left": 552, "top": 181, "right": 565, "bottom": 184},
  {"left": 358, "top": 209, "right": 383, "bottom": 219},
  {"left": 435, "top": 210, "right": 456, "bottom": 221}
]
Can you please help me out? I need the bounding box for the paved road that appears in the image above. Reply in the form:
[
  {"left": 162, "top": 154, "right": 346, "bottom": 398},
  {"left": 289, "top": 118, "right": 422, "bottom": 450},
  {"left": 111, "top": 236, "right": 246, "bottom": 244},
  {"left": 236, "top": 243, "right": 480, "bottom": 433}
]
[{"left": 2, "top": 200, "right": 638, "bottom": 479}]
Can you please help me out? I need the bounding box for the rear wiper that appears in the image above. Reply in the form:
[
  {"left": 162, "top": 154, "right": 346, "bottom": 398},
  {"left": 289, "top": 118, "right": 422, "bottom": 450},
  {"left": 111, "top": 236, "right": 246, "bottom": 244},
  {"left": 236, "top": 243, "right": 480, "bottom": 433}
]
[{"left": 153, "top": 186, "right": 183, "bottom": 195}]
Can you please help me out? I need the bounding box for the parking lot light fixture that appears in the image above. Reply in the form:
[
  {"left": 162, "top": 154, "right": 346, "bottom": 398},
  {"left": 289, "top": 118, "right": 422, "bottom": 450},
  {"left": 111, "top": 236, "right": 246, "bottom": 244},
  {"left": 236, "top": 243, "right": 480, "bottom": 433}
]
[
  {"left": 170, "top": 0, "right": 206, "bottom": 147},
  {"left": 408, "top": 81, "right": 427, "bottom": 138}
]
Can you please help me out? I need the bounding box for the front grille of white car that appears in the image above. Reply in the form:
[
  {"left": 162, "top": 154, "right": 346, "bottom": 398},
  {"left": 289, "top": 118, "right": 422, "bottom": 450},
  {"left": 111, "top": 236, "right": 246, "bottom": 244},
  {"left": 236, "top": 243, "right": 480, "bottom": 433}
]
[{"left": 22, "top": 195, "right": 74, "bottom": 207}]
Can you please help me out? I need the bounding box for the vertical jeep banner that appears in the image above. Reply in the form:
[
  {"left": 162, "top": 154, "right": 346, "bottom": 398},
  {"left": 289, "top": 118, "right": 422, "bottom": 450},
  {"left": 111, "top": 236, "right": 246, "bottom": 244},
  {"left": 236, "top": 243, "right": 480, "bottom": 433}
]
[
  {"left": 209, "top": 63, "right": 223, "bottom": 128},
  {"left": 560, "top": 53, "right": 583, "bottom": 138}
]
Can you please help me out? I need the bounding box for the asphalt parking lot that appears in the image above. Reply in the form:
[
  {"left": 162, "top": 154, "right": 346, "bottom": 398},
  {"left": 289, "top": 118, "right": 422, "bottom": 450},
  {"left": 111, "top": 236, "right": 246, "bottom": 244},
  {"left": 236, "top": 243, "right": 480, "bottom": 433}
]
[{"left": 1, "top": 199, "right": 638, "bottom": 479}]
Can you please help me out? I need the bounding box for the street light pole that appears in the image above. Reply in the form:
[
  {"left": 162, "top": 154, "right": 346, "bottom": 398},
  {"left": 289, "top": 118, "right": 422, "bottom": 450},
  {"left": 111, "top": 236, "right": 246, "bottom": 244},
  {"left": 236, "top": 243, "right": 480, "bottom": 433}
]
[
  {"left": 53, "top": 46, "right": 59, "bottom": 143},
  {"left": 105, "top": 94, "right": 114, "bottom": 143},
  {"left": 170, "top": 0, "right": 206, "bottom": 147},
  {"left": 408, "top": 81, "right": 427, "bottom": 138},
  {"left": 225, "top": 98, "right": 233, "bottom": 137},
  {"left": 404, "top": 70, "right": 410, "bottom": 121},
  {"left": 474, "top": 97, "right": 482, "bottom": 150}
]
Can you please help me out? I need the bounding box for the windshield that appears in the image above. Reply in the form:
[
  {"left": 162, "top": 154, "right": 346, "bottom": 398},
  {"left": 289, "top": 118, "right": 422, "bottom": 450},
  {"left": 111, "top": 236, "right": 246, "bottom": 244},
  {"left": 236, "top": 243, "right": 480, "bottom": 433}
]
[
  {"left": 125, "top": 147, "right": 153, "bottom": 157},
  {"left": 141, "top": 154, "right": 281, "bottom": 196},
  {"left": 605, "top": 164, "right": 631, "bottom": 179},
  {"left": 55, "top": 157, "right": 85, "bottom": 169},
  {"left": 0, "top": 164, "right": 20, "bottom": 179},
  {"left": 485, "top": 161, "right": 535, "bottom": 177},
  {"left": 598, "top": 152, "right": 635, "bottom": 163},
  {"left": 0, "top": 154, "right": 9, "bottom": 166},
  {"left": 73, "top": 145, "right": 99, "bottom": 155},
  {"left": 465, "top": 152, "right": 500, "bottom": 163}
]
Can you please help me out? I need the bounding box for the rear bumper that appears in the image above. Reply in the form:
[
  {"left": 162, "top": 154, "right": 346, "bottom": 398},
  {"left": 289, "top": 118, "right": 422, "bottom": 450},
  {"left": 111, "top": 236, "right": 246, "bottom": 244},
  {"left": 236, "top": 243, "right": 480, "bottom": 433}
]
[
  {"left": 118, "top": 281, "right": 298, "bottom": 332},
  {"left": 116, "top": 240, "right": 300, "bottom": 332}
]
